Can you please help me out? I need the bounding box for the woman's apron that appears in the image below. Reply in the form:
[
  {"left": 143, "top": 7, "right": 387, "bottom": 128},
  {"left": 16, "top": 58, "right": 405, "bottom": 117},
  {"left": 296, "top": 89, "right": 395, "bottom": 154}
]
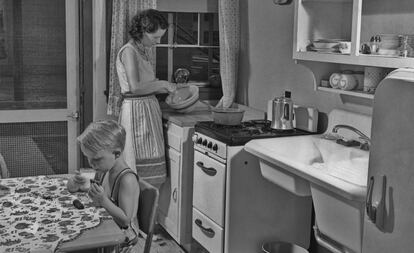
[{"left": 116, "top": 41, "right": 166, "bottom": 186}]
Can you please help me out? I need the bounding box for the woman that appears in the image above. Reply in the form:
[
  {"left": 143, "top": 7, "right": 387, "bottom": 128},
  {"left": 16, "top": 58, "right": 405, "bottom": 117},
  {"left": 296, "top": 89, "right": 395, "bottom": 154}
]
[{"left": 116, "top": 9, "right": 174, "bottom": 187}]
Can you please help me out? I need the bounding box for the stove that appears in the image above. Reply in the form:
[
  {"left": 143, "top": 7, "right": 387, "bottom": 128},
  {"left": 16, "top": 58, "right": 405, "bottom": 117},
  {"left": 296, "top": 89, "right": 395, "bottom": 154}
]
[
  {"left": 191, "top": 119, "right": 314, "bottom": 252},
  {"left": 194, "top": 119, "right": 313, "bottom": 146}
]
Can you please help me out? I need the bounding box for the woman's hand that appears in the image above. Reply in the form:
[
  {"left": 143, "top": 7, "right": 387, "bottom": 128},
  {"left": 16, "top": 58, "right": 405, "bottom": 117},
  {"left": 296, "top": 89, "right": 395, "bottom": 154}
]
[
  {"left": 163, "top": 81, "right": 177, "bottom": 94},
  {"left": 88, "top": 182, "right": 107, "bottom": 207}
]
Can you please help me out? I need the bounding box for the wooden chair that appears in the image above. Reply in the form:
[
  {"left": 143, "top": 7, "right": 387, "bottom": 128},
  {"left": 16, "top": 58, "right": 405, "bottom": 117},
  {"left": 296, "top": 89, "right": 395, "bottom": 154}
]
[
  {"left": 138, "top": 180, "right": 159, "bottom": 253},
  {"left": 0, "top": 153, "right": 9, "bottom": 179}
]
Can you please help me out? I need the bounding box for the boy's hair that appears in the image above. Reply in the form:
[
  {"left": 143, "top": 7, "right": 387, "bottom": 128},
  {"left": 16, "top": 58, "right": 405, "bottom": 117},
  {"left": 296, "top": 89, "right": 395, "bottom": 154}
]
[
  {"left": 129, "top": 9, "right": 168, "bottom": 41},
  {"left": 77, "top": 120, "right": 126, "bottom": 153}
]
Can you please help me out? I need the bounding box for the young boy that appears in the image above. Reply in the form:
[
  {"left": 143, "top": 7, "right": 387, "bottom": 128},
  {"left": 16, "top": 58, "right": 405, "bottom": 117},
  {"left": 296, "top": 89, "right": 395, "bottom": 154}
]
[{"left": 77, "top": 120, "right": 140, "bottom": 249}]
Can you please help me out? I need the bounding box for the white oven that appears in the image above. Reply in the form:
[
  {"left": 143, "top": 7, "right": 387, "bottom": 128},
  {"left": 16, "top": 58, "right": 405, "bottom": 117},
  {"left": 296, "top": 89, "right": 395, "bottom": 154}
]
[{"left": 191, "top": 122, "right": 314, "bottom": 253}]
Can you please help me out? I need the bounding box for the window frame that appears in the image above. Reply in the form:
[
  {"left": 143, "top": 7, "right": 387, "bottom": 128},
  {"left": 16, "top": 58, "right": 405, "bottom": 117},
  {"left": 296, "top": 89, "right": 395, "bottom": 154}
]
[{"left": 156, "top": 12, "right": 219, "bottom": 85}]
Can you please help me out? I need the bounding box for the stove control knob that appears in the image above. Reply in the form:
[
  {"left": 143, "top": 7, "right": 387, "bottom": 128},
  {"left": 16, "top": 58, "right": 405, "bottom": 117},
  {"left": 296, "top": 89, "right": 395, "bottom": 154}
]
[
  {"left": 212, "top": 144, "right": 218, "bottom": 151},
  {"left": 207, "top": 142, "right": 213, "bottom": 149},
  {"left": 192, "top": 134, "right": 198, "bottom": 143},
  {"left": 202, "top": 139, "right": 208, "bottom": 146},
  {"left": 197, "top": 137, "right": 203, "bottom": 144}
]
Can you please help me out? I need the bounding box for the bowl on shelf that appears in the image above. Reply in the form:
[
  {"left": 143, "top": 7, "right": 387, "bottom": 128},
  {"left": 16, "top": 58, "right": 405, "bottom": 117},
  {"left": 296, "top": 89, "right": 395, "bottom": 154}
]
[{"left": 312, "top": 39, "right": 345, "bottom": 49}]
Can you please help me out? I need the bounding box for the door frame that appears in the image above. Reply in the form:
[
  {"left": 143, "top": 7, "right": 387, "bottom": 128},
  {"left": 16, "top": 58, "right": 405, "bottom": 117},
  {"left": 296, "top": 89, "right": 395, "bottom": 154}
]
[{"left": 0, "top": 0, "right": 81, "bottom": 174}]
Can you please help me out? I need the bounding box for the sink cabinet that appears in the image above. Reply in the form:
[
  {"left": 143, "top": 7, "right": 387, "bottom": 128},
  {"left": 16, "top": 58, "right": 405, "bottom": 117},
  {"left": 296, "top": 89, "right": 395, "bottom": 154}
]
[
  {"left": 158, "top": 121, "right": 194, "bottom": 251},
  {"left": 293, "top": 0, "right": 414, "bottom": 98}
]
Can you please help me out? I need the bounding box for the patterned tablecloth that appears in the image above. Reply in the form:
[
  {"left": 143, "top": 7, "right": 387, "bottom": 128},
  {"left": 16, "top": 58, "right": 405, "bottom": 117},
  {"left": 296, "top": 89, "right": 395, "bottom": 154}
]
[{"left": 0, "top": 175, "right": 112, "bottom": 253}]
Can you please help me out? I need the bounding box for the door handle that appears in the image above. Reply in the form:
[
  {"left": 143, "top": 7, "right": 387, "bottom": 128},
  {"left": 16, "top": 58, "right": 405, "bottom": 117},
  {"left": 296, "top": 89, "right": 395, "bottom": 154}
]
[
  {"left": 67, "top": 111, "right": 80, "bottom": 120},
  {"left": 195, "top": 219, "right": 215, "bottom": 238},
  {"left": 196, "top": 161, "right": 217, "bottom": 176},
  {"left": 366, "top": 176, "right": 376, "bottom": 223},
  {"left": 366, "top": 175, "right": 386, "bottom": 228},
  {"left": 172, "top": 188, "right": 177, "bottom": 202}
]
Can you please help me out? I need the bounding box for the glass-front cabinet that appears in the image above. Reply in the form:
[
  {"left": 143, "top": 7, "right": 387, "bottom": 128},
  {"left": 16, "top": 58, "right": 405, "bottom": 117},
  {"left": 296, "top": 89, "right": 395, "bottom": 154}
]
[{"left": 293, "top": 0, "right": 414, "bottom": 99}]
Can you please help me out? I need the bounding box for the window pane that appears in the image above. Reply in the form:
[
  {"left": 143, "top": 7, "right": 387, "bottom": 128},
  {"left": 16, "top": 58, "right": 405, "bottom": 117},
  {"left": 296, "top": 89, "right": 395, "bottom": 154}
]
[
  {"left": 156, "top": 47, "right": 169, "bottom": 80},
  {"left": 160, "top": 11, "right": 169, "bottom": 45},
  {"left": 0, "top": 0, "right": 67, "bottom": 110},
  {"left": 174, "top": 12, "right": 198, "bottom": 45},
  {"left": 173, "top": 48, "right": 219, "bottom": 82},
  {"left": 200, "top": 13, "right": 219, "bottom": 46},
  {"left": 0, "top": 121, "right": 68, "bottom": 177}
]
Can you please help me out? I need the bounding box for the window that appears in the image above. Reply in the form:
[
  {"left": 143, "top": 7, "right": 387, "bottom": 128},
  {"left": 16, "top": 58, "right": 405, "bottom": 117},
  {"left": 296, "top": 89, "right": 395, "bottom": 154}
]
[{"left": 156, "top": 12, "right": 219, "bottom": 86}]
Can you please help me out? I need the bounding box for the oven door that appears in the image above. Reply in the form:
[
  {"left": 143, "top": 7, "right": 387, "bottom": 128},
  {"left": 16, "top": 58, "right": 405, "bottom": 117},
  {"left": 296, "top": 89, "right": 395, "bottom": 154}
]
[{"left": 193, "top": 150, "right": 226, "bottom": 227}]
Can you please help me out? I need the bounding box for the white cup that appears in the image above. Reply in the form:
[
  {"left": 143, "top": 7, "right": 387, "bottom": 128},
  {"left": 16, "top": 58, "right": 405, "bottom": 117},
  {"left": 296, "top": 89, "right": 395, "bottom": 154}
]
[{"left": 339, "top": 41, "right": 351, "bottom": 54}]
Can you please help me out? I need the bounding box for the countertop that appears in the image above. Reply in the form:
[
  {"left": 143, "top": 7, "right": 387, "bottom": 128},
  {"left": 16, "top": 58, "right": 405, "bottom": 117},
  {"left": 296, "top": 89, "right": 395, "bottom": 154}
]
[{"left": 161, "top": 100, "right": 265, "bottom": 127}]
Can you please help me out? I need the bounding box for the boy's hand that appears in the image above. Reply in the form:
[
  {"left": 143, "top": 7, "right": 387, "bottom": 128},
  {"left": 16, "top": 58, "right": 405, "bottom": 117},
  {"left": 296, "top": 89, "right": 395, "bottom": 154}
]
[{"left": 88, "top": 182, "right": 106, "bottom": 206}]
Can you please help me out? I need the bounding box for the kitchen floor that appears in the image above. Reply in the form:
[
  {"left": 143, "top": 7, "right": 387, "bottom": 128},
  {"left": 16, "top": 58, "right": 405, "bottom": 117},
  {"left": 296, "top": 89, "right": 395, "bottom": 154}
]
[{"left": 78, "top": 224, "right": 208, "bottom": 253}]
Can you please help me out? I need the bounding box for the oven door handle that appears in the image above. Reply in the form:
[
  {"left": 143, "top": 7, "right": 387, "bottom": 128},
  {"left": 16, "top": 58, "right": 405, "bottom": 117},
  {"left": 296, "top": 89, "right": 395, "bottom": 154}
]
[
  {"left": 195, "top": 219, "right": 215, "bottom": 238},
  {"left": 196, "top": 161, "right": 217, "bottom": 176}
]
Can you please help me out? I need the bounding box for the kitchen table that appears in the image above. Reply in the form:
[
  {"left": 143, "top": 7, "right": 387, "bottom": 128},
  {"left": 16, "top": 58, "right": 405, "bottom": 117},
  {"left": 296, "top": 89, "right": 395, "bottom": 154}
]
[{"left": 0, "top": 175, "right": 125, "bottom": 253}]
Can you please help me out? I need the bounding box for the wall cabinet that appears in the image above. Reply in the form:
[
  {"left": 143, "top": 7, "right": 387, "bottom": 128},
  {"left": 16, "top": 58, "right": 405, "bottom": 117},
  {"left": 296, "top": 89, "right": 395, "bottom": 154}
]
[
  {"left": 293, "top": 0, "right": 414, "bottom": 98},
  {"left": 158, "top": 121, "right": 194, "bottom": 251}
]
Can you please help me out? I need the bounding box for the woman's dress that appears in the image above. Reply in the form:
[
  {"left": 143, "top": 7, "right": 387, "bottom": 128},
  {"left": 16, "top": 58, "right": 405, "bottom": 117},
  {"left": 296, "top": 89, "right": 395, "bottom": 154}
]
[{"left": 116, "top": 40, "right": 166, "bottom": 186}]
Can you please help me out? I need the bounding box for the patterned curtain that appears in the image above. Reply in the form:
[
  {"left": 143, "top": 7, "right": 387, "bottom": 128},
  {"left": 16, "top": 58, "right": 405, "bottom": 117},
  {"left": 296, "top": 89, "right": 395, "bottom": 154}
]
[
  {"left": 106, "top": 0, "right": 157, "bottom": 116},
  {"left": 216, "top": 0, "right": 240, "bottom": 108}
]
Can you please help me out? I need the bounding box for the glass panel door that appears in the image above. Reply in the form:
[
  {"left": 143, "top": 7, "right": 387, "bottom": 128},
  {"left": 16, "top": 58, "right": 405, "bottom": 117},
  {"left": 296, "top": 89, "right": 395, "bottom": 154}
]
[{"left": 0, "top": 0, "right": 79, "bottom": 177}]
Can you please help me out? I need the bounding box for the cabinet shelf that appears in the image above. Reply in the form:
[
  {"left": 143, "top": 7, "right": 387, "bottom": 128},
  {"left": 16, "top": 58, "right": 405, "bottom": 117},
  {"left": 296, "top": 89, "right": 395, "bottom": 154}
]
[
  {"left": 293, "top": 0, "right": 414, "bottom": 101},
  {"left": 302, "top": 0, "right": 352, "bottom": 3},
  {"left": 294, "top": 51, "right": 414, "bottom": 68},
  {"left": 317, "top": 86, "right": 374, "bottom": 99}
]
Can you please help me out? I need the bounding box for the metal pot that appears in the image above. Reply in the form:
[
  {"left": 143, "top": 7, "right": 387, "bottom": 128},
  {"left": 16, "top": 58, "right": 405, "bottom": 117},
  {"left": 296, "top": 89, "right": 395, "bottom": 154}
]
[
  {"left": 211, "top": 107, "right": 245, "bottom": 125},
  {"left": 270, "top": 91, "right": 294, "bottom": 130}
]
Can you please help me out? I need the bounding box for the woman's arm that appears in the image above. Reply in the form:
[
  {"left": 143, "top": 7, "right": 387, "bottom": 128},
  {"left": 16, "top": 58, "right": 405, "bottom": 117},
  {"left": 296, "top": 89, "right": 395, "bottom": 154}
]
[{"left": 121, "top": 47, "right": 176, "bottom": 95}]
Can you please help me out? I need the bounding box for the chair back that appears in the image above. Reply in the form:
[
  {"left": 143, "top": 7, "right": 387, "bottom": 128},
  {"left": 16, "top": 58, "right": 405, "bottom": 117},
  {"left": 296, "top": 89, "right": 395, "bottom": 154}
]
[
  {"left": 0, "top": 153, "right": 9, "bottom": 179},
  {"left": 138, "top": 180, "right": 159, "bottom": 253}
]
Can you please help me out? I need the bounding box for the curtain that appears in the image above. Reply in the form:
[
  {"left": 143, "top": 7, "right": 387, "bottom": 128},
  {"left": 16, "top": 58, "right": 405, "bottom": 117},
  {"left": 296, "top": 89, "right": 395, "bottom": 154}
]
[
  {"left": 216, "top": 0, "right": 240, "bottom": 108},
  {"left": 106, "top": 0, "right": 157, "bottom": 116}
]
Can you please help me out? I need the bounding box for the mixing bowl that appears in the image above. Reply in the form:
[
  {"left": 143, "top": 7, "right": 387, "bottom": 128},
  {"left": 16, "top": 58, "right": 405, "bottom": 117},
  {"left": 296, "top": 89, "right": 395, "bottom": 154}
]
[{"left": 165, "top": 85, "right": 199, "bottom": 113}]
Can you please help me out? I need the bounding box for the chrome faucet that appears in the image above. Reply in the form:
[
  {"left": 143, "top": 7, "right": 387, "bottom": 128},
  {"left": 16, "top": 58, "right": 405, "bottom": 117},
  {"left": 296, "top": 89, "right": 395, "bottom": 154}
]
[{"left": 332, "top": 124, "right": 371, "bottom": 150}]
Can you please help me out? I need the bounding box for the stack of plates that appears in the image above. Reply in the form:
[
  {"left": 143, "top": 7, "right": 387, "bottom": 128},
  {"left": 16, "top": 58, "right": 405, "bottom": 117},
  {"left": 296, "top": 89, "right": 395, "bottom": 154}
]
[
  {"left": 378, "top": 34, "right": 400, "bottom": 49},
  {"left": 376, "top": 34, "right": 399, "bottom": 56},
  {"left": 309, "top": 39, "right": 343, "bottom": 53}
]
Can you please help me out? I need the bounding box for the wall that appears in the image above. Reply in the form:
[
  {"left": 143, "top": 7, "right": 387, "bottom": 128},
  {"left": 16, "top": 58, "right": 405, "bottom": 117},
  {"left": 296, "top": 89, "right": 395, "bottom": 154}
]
[{"left": 237, "top": 0, "right": 373, "bottom": 131}]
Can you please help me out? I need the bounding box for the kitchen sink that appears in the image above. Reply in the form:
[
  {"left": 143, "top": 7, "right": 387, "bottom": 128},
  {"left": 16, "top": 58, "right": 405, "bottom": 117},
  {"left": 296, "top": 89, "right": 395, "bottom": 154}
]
[
  {"left": 245, "top": 109, "right": 372, "bottom": 253},
  {"left": 244, "top": 134, "right": 369, "bottom": 200}
]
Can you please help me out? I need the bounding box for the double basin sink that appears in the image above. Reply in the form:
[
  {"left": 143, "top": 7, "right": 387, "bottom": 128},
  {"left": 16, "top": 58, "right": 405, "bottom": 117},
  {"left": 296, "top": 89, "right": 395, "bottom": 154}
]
[{"left": 244, "top": 134, "right": 369, "bottom": 201}]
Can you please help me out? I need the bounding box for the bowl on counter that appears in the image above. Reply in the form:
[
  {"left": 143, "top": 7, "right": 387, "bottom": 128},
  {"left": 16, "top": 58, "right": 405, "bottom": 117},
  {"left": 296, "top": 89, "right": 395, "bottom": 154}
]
[{"left": 211, "top": 107, "right": 245, "bottom": 125}]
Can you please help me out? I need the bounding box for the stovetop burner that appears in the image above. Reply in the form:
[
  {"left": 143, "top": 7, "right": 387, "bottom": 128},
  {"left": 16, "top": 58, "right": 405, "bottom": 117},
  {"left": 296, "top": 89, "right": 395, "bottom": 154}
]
[{"left": 195, "top": 120, "right": 314, "bottom": 146}]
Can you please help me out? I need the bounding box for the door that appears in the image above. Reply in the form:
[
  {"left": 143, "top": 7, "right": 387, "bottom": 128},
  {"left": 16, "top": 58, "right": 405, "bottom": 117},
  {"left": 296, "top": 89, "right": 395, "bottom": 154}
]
[
  {"left": 363, "top": 69, "right": 414, "bottom": 252},
  {"left": 0, "top": 0, "right": 80, "bottom": 177}
]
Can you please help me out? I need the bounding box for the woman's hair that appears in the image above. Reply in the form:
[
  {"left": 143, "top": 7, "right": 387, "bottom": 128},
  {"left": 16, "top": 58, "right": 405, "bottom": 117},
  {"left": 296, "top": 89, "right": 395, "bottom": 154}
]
[
  {"left": 129, "top": 9, "right": 168, "bottom": 41},
  {"left": 77, "top": 120, "right": 126, "bottom": 153}
]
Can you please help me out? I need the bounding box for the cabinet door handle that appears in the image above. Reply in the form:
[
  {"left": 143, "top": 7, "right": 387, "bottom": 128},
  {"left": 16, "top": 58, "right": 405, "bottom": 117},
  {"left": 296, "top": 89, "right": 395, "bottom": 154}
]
[
  {"left": 195, "top": 219, "right": 215, "bottom": 238},
  {"left": 196, "top": 161, "right": 217, "bottom": 176},
  {"left": 172, "top": 188, "right": 177, "bottom": 202}
]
